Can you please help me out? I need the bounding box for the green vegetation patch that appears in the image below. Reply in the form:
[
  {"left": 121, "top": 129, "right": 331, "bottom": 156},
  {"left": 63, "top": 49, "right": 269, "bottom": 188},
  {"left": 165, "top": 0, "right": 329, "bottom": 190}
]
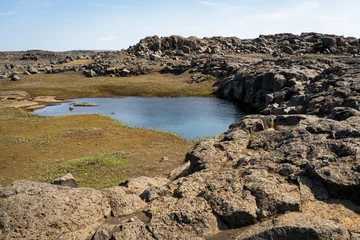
[
  {"left": 0, "top": 108, "right": 39, "bottom": 120},
  {"left": 44, "top": 151, "right": 129, "bottom": 189}
]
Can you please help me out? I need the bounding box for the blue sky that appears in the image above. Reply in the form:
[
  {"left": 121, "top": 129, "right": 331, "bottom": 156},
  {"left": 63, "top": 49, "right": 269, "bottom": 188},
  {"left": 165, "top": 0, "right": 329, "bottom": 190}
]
[{"left": 1, "top": 0, "right": 359, "bottom": 51}]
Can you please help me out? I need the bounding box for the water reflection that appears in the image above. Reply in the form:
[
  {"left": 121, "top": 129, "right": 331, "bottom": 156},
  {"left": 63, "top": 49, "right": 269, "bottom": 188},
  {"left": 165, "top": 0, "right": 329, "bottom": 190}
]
[{"left": 33, "top": 97, "right": 244, "bottom": 139}]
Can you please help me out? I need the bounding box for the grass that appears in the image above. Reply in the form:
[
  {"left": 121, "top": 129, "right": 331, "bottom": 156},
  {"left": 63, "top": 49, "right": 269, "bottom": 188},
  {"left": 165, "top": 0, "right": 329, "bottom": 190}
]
[
  {"left": 0, "top": 108, "right": 193, "bottom": 188},
  {"left": 44, "top": 151, "right": 129, "bottom": 189},
  {"left": 0, "top": 69, "right": 215, "bottom": 189},
  {"left": 0, "top": 71, "right": 216, "bottom": 99}
]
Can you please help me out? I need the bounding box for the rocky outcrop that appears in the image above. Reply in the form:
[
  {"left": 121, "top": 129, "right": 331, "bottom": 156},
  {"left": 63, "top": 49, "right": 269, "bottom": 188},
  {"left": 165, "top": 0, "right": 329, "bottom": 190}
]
[
  {"left": 82, "top": 58, "right": 154, "bottom": 77},
  {"left": 128, "top": 33, "right": 360, "bottom": 57},
  {"left": 0, "top": 181, "right": 111, "bottom": 240},
  {"left": 1, "top": 116, "right": 360, "bottom": 239},
  {"left": 235, "top": 213, "right": 351, "bottom": 240},
  {"left": 215, "top": 56, "right": 360, "bottom": 118}
]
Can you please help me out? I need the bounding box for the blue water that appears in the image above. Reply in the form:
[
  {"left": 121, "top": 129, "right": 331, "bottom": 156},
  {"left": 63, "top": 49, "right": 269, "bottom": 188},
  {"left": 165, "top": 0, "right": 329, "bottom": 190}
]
[{"left": 33, "top": 97, "right": 243, "bottom": 139}]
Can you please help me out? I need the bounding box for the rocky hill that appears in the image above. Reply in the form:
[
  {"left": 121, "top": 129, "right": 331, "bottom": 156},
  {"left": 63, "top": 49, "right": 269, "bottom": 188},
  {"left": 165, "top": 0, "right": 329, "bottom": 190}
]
[
  {"left": 128, "top": 33, "right": 360, "bottom": 56},
  {"left": 1, "top": 33, "right": 360, "bottom": 239}
]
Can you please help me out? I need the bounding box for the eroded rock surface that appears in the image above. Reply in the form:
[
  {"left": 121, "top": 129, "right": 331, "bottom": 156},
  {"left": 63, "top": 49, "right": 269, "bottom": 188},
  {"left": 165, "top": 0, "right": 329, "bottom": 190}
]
[{"left": 0, "top": 181, "right": 111, "bottom": 240}]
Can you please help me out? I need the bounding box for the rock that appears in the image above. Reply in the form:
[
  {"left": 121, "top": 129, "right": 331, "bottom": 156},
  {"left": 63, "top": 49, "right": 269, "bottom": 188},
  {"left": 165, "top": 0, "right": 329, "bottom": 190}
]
[
  {"left": 101, "top": 187, "right": 146, "bottom": 217},
  {"left": 322, "top": 37, "right": 337, "bottom": 49},
  {"left": 0, "top": 181, "right": 111, "bottom": 239},
  {"left": 10, "top": 75, "right": 20, "bottom": 81},
  {"left": 167, "top": 161, "right": 190, "bottom": 180},
  {"left": 235, "top": 213, "right": 350, "bottom": 240},
  {"left": 0, "top": 75, "right": 7, "bottom": 79},
  {"left": 23, "top": 71, "right": 31, "bottom": 75},
  {"left": 84, "top": 69, "right": 96, "bottom": 77},
  {"left": 92, "top": 217, "right": 154, "bottom": 240},
  {"left": 112, "top": 217, "right": 154, "bottom": 240},
  {"left": 28, "top": 66, "right": 38, "bottom": 74},
  {"left": 147, "top": 197, "right": 223, "bottom": 239},
  {"left": 282, "top": 46, "right": 294, "bottom": 55},
  {"left": 201, "top": 171, "right": 258, "bottom": 228},
  {"left": 120, "top": 68, "right": 130, "bottom": 77},
  {"left": 119, "top": 176, "right": 170, "bottom": 195},
  {"left": 330, "top": 107, "right": 360, "bottom": 121},
  {"left": 50, "top": 173, "right": 78, "bottom": 188},
  {"left": 149, "top": 53, "right": 161, "bottom": 61}
]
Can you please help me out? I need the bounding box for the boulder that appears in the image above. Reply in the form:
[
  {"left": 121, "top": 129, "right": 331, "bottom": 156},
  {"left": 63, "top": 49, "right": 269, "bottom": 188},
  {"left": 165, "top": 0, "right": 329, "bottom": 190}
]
[
  {"left": 147, "top": 197, "right": 223, "bottom": 239},
  {"left": 84, "top": 69, "right": 96, "bottom": 77},
  {"left": 0, "top": 181, "right": 111, "bottom": 239},
  {"left": 149, "top": 53, "right": 161, "bottom": 61},
  {"left": 28, "top": 66, "right": 38, "bottom": 74},
  {"left": 119, "top": 176, "right": 170, "bottom": 195},
  {"left": 101, "top": 187, "right": 146, "bottom": 217},
  {"left": 282, "top": 46, "right": 294, "bottom": 55},
  {"left": 235, "top": 213, "right": 350, "bottom": 240},
  {"left": 50, "top": 173, "right": 78, "bottom": 187},
  {"left": 10, "top": 75, "right": 20, "bottom": 81}
]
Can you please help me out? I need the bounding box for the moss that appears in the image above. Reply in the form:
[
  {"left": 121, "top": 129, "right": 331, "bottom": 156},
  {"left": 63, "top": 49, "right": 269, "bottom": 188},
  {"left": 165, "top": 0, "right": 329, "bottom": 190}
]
[{"left": 44, "top": 151, "right": 128, "bottom": 189}]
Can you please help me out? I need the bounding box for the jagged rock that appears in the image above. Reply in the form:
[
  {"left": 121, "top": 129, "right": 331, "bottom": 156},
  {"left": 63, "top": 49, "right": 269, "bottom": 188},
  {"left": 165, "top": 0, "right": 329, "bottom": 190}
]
[
  {"left": 201, "top": 171, "right": 258, "bottom": 227},
  {"left": 149, "top": 53, "right": 161, "bottom": 61},
  {"left": 119, "top": 176, "right": 170, "bottom": 195},
  {"left": 112, "top": 218, "right": 154, "bottom": 240},
  {"left": 0, "top": 181, "right": 111, "bottom": 240},
  {"left": 282, "top": 46, "right": 294, "bottom": 55},
  {"left": 28, "top": 66, "right": 38, "bottom": 74},
  {"left": 10, "top": 75, "right": 20, "bottom": 81},
  {"left": 330, "top": 107, "right": 360, "bottom": 121},
  {"left": 101, "top": 187, "right": 146, "bottom": 217},
  {"left": 235, "top": 213, "right": 350, "bottom": 240},
  {"left": 93, "top": 217, "right": 154, "bottom": 240},
  {"left": 84, "top": 69, "right": 96, "bottom": 77},
  {"left": 167, "top": 161, "right": 190, "bottom": 180},
  {"left": 147, "top": 196, "right": 223, "bottom": 239},
  {"left": 50, "top": 173, "right": 78, "bottom": 187}
]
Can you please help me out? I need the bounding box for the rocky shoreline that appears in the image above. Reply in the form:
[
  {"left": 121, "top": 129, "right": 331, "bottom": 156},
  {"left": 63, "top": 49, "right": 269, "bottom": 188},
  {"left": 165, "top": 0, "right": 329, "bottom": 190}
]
[{"left": 1, "top": 33, "right": 360, "bottom": 239}]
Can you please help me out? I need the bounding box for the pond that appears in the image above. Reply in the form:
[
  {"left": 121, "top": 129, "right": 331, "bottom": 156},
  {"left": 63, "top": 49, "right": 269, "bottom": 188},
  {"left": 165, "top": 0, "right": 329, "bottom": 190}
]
[{"left": 33, "top": 97, "right": 244, "bottom": 139}]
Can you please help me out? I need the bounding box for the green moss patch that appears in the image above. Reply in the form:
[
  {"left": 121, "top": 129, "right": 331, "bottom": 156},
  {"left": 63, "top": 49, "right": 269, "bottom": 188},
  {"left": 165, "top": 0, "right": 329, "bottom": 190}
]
[{"left": 44, "top": 151, "right": 129, "bottom": 189}]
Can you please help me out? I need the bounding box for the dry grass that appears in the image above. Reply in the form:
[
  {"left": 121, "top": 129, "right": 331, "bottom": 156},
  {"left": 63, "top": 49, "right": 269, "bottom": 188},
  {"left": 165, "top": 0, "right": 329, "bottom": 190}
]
[
  {"left": 0, "top": 70, "right": 214, "bottom": 188},
  {"left": 0, "top": 108, "right": 193, "bottom": 188},
  {"left": 0, "top": 71, "right": 216, "bottom": 99}
]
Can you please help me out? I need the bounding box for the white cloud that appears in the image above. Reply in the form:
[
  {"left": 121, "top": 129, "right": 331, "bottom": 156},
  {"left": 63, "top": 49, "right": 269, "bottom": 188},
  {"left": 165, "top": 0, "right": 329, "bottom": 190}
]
[
  {"left": 200, "top": 1, "right": 224, "bottom": 6},
  {"left": 100, "top": 36, "right": 116, "bottom": 41},
  {"left": 259, "top": 1, "right": 320, "bottom": 21},
  {"left": 87, "top": 1, "right": 109, "bottom": 7},
  {"left": 221, "top": 5, "right": 242, "bottom": 13},
  {"left": 1, "top": 11, "right": 16, "bottom": 16},
  {"left": 200, "top": 1, "right": 241, "bottom": 14}
]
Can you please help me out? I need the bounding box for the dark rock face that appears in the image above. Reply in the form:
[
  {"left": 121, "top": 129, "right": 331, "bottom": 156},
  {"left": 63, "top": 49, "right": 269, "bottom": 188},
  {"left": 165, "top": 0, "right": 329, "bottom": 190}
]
[
  {"left": 215, "top": 57, "right": 360, "bottom": 118},
  {"left": 128, "top": 33, "right": 360, "bottom": 57}
]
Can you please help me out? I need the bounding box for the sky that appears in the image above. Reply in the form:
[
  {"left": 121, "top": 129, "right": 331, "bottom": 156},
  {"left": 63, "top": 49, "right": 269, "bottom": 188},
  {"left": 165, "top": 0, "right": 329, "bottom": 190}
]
[{"left": 0, "top": 0, "right": 359, "bottom": 51}]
